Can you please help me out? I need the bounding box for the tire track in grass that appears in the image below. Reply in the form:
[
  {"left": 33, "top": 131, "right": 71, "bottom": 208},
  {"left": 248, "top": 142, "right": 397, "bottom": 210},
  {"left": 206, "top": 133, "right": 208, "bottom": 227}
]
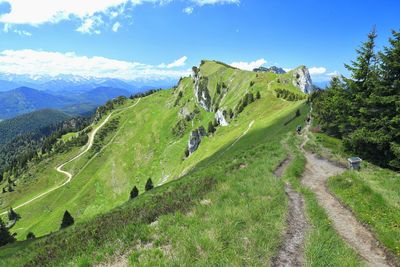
[
  {"left": 301, "top": 116, "right": 395, "bottom": 267},
  {"left": 272, "top": 154, "right": 309, "bottom": 267}
]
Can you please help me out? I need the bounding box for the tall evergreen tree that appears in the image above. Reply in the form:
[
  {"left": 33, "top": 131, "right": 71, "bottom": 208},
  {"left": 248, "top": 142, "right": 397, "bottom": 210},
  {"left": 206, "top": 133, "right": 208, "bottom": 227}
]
[
  {"left": 208, "top": 121, "right": 216, "bottom": 134},
  {"left": 60, "top": 210, "right": 74, "bottom": 229},
  {"left": 145, "top": 178, "right": 154, "bottom": 191},
  {"left": 0, "top": 217, "right": 15, "bottom": 247},
  {"left": 130, "top": 186, "right": 139, "bottom": 200},
  {"left": 344, "top": 27, "right": 379, "bottom": 130},
  {"left": 377, "top": 30, "right": 400, "bottom": 168}
]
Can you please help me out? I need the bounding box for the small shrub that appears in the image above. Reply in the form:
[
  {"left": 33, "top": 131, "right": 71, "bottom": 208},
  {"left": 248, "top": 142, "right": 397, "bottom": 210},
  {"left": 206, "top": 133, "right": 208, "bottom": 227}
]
[
  {"left": 208, "top": 122, "right": 216, "bottom": 134},
  {"left": 130, "top": 186, "right": 139, "bottom": 200},
  {"left": 145, "top": 178, "right": 154, "bottom": 191},
  {"left": 60, "top": 210, "right": 74, "bottom": 229},
  {"left": 26, "top": 232, "right": 36, "bottom": 240}
]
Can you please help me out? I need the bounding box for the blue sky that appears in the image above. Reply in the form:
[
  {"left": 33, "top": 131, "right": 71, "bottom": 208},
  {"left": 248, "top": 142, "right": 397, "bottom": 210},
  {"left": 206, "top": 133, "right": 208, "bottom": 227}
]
[{"left": 0, "top": 0, "right": 399, "bottom": 82}]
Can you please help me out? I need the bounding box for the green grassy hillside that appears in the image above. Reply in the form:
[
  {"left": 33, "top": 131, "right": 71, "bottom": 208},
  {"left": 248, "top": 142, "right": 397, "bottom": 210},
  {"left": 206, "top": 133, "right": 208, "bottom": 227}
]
[
  {"left": 0, "top": 60, "right": 305, "bottom": 240},
  {"left": 0, "top": 61, "right": 363, "bottom": 266}
]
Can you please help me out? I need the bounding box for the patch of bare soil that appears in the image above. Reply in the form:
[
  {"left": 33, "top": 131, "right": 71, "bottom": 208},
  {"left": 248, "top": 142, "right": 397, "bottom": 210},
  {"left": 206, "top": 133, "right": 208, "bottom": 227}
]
[
  {"left": 272, "top": 157, "right": 309, "bottom": 267},
  {"left": 274, "top": 156, "right": 292, "bottom": 178},
  {"left": 301, "top": 123, "right": 395, "bottom": 267},
  {"left": 272, "top": 183, "right": 309, "bottom": 267}
]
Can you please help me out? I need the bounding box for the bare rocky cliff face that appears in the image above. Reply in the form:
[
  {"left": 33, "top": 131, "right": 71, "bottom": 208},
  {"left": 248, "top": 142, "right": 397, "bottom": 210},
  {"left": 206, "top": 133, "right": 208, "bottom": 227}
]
[
  {"left": 193, "top": 69, "right": 212, "bottom": 111},
  {"left": 188, "top": 126, "right": 207, "bottom": 155},
  {"left": 292, "top": 67, "right": 314, "bottom": 94},
  {"left": 215, "top": 110, "right": 229, "bottom": 126}
]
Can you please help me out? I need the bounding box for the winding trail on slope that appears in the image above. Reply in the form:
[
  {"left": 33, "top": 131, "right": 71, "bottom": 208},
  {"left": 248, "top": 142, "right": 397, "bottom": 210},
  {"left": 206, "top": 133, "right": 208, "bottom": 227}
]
[
  {"left": 272, "top": 154, "right": 309, "bottom": 267},
  {"left": 301, "top": 118, "right": 395, "bottom": 267},
  {"left": 1, "top": 99, "right": 141, "bottom": 215}
]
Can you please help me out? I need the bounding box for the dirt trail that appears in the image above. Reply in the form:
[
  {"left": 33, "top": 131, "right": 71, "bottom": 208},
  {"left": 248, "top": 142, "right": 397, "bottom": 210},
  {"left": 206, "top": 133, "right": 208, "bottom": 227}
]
[
  {"left": 301, "top": 122, "right": 395, "bottom": 267},
  {"left": 1, "top": 99, "right": 141, "bottom": 215},
  {"left": 272, "top": 156, "right": 309, "bottom": 267}
]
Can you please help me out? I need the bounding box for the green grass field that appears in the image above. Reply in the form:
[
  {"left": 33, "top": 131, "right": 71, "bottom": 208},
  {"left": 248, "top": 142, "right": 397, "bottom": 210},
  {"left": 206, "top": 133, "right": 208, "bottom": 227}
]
[
  {"left": 0, "top": 61, "right": 305, "bottom": 240},
  {"left": 0, "top": 61, "right": 369, "bottom": 266}
]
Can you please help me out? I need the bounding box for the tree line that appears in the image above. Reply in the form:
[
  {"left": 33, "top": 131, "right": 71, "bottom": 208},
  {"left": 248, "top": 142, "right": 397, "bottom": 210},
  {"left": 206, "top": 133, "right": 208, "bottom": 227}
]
[{"left": 311, "top": 29, "right": 400, "bottom": 169}]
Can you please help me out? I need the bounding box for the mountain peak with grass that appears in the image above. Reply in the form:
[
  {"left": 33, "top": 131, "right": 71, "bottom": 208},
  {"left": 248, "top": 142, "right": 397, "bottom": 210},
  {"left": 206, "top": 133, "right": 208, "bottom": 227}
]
[{"left": 0, "top": 59, "right": 314, "bottom": 266}]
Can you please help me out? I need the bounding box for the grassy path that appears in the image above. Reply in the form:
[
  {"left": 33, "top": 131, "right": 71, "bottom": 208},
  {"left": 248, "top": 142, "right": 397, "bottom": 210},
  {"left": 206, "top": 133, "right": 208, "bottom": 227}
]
[
  {"left": 272, "top": 155, "right": 309, "bottom": 267},
  {"left": 0, "top": 99, "right": 141, "bottom": 216},
  {"left": 301, "top": 118, "right": 394, "bottom": 266}
]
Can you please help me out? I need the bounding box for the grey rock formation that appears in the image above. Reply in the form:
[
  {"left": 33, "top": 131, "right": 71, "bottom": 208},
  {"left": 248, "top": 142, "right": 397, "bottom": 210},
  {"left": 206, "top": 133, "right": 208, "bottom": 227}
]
[
  {"left": 292, "top": 67, "right": 314, "bottom": 94},
  {"left": 193, "top": 72, "right": 212, "bottom": 111},
  {"left": 215, "top": 110, "right": 229, "bottom": 126},
  {"left": 188, "top": 126, "right": 207, "bottom": 155},
  {"left": 253, "top": 66, "right": 286, "bottom": 74}
]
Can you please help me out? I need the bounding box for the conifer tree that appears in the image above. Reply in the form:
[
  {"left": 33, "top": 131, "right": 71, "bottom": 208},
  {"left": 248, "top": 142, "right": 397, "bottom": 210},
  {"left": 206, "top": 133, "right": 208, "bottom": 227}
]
[
  {"left": 26, "top": 232, "right": 36, "bottom": 240},
  {"left": 0, "top": 217, "right": 15, "bottom": 247},
  {"left": 256, "top": 91, "right": 261, "bottom": 99},
  {"left": 60, "top": 210, "right": 74, "bottom": 229},
  {"left": 8, "top": 207, "right": 20, "bottom": 221},
  {"left": 130, "top": 186, "right": 139, "bottom": 200},
  {"left": 145, "top": 178, "right": 154, "bottom": 191},
  {"left": 208, "top": 121, "right": 216, "bottom": 134}
]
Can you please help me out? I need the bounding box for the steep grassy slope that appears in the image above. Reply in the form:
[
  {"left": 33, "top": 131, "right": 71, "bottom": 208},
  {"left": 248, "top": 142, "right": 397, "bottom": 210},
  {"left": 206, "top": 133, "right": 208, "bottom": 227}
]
[
  {"left": 0, "top": 64, "right": 293, "bottom": 230},
  {"left": 0, "top": 102, "right": 363, "bottom": 266},
  {"left": 0, "top": 60, "right": 366, "bottom": 266},
  {"left": 0, "top": 60, "right": 300, "bottom": 239}
]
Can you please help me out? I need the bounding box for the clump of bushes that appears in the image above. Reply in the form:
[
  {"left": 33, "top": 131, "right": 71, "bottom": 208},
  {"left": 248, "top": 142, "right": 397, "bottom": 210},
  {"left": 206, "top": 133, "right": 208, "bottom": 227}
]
[
  {"left": 275, "top": 88, "right": 305, "bottom": 101},
  {"left": 235, "top": 92, "right": 257, "bottom": 115}
]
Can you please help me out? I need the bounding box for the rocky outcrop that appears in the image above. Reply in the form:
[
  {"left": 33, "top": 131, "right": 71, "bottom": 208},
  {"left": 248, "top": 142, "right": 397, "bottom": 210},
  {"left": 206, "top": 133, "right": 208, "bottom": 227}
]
[
  {"left": 188, "top": 126, "right": 207, "bottom": 155},
  {"left": 253, "top": 66, "right": 286, "bottom": 74},
  {"left": 215, "top": 110, "right": 229, "bottom": 126},
  {"left": 292, "top": 67, "right": 313, "bottom": 94},
  {"left": 193, "top": 71, "right": 212, "bottom": 111}
]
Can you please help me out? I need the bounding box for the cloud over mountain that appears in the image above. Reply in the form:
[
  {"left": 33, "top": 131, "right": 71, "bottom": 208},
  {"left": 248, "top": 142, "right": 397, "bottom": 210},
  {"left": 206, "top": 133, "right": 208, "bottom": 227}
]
[{"left": 0, "top": 49, "right": 190, "bottom": 81}]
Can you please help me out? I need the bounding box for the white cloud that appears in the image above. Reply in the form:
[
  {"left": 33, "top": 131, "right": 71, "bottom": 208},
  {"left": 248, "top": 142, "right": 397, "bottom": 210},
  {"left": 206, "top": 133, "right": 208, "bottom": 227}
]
[
  {"left": 13, "top": 28, "right": 31, "bottom": 36},
  {"left": 0, "top": 0, "right": 131, "bottom": 25},
  {"left": 191, "top": 0, "right": 240, "bottom": 6},
  {"left": 2, "top": 22, "right": 31, "bottom": 36},
  {"left": 327, "top": 71, "right": 340, "bottom": 77},
  {"left": 112, "top": 21, "right": 121, "bottom": 32},
  {"left": 0, "top": 49, "right": 190, "bottom": 81},
  {"left": 183, "top": 7, "right": 194, "bottom": 14},
  {"left": 230, "top": 58, "right": 267, "bottom": 71},
  {"left": 167, "top": 56, "right": 188, "bottom": 68},
  {"left": 76, "top": 16, "right": 103, "bottom": 34},
  {"left": 159, "top": 56, "right": 188, "bottom": 68},
  {"left": 0, "top": 0, "right": 240, "bottom": 26},
  {"left": 308, "top": 66, "right": 327, "bottom": 75}
]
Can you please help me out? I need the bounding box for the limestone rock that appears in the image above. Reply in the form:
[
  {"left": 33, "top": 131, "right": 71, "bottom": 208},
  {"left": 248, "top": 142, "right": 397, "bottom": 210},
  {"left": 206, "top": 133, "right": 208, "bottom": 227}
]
[
  {"left": 188, "top": 126, "right": 207, "bottom": 155},
  {"left": 193, "top": 73, "right": 212, "bottom": 111},
  {"left": 292, "top": 66, "right": 314, "bottom": 94},
  {"left": 215, "top": 110, "right": 229, "bottom": 126}
]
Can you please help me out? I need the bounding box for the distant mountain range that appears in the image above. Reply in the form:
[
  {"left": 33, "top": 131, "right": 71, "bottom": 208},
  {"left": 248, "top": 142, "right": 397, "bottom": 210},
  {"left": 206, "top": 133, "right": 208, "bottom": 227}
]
[
  {"left": 0, "top": 73, "right": 175, "bottom": 93},
  {"left": 0, "top": 74, "right": 176, "bottom": 119},
  {"left": 0, "top": 86, "right": 132, "bottom": 119}
]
